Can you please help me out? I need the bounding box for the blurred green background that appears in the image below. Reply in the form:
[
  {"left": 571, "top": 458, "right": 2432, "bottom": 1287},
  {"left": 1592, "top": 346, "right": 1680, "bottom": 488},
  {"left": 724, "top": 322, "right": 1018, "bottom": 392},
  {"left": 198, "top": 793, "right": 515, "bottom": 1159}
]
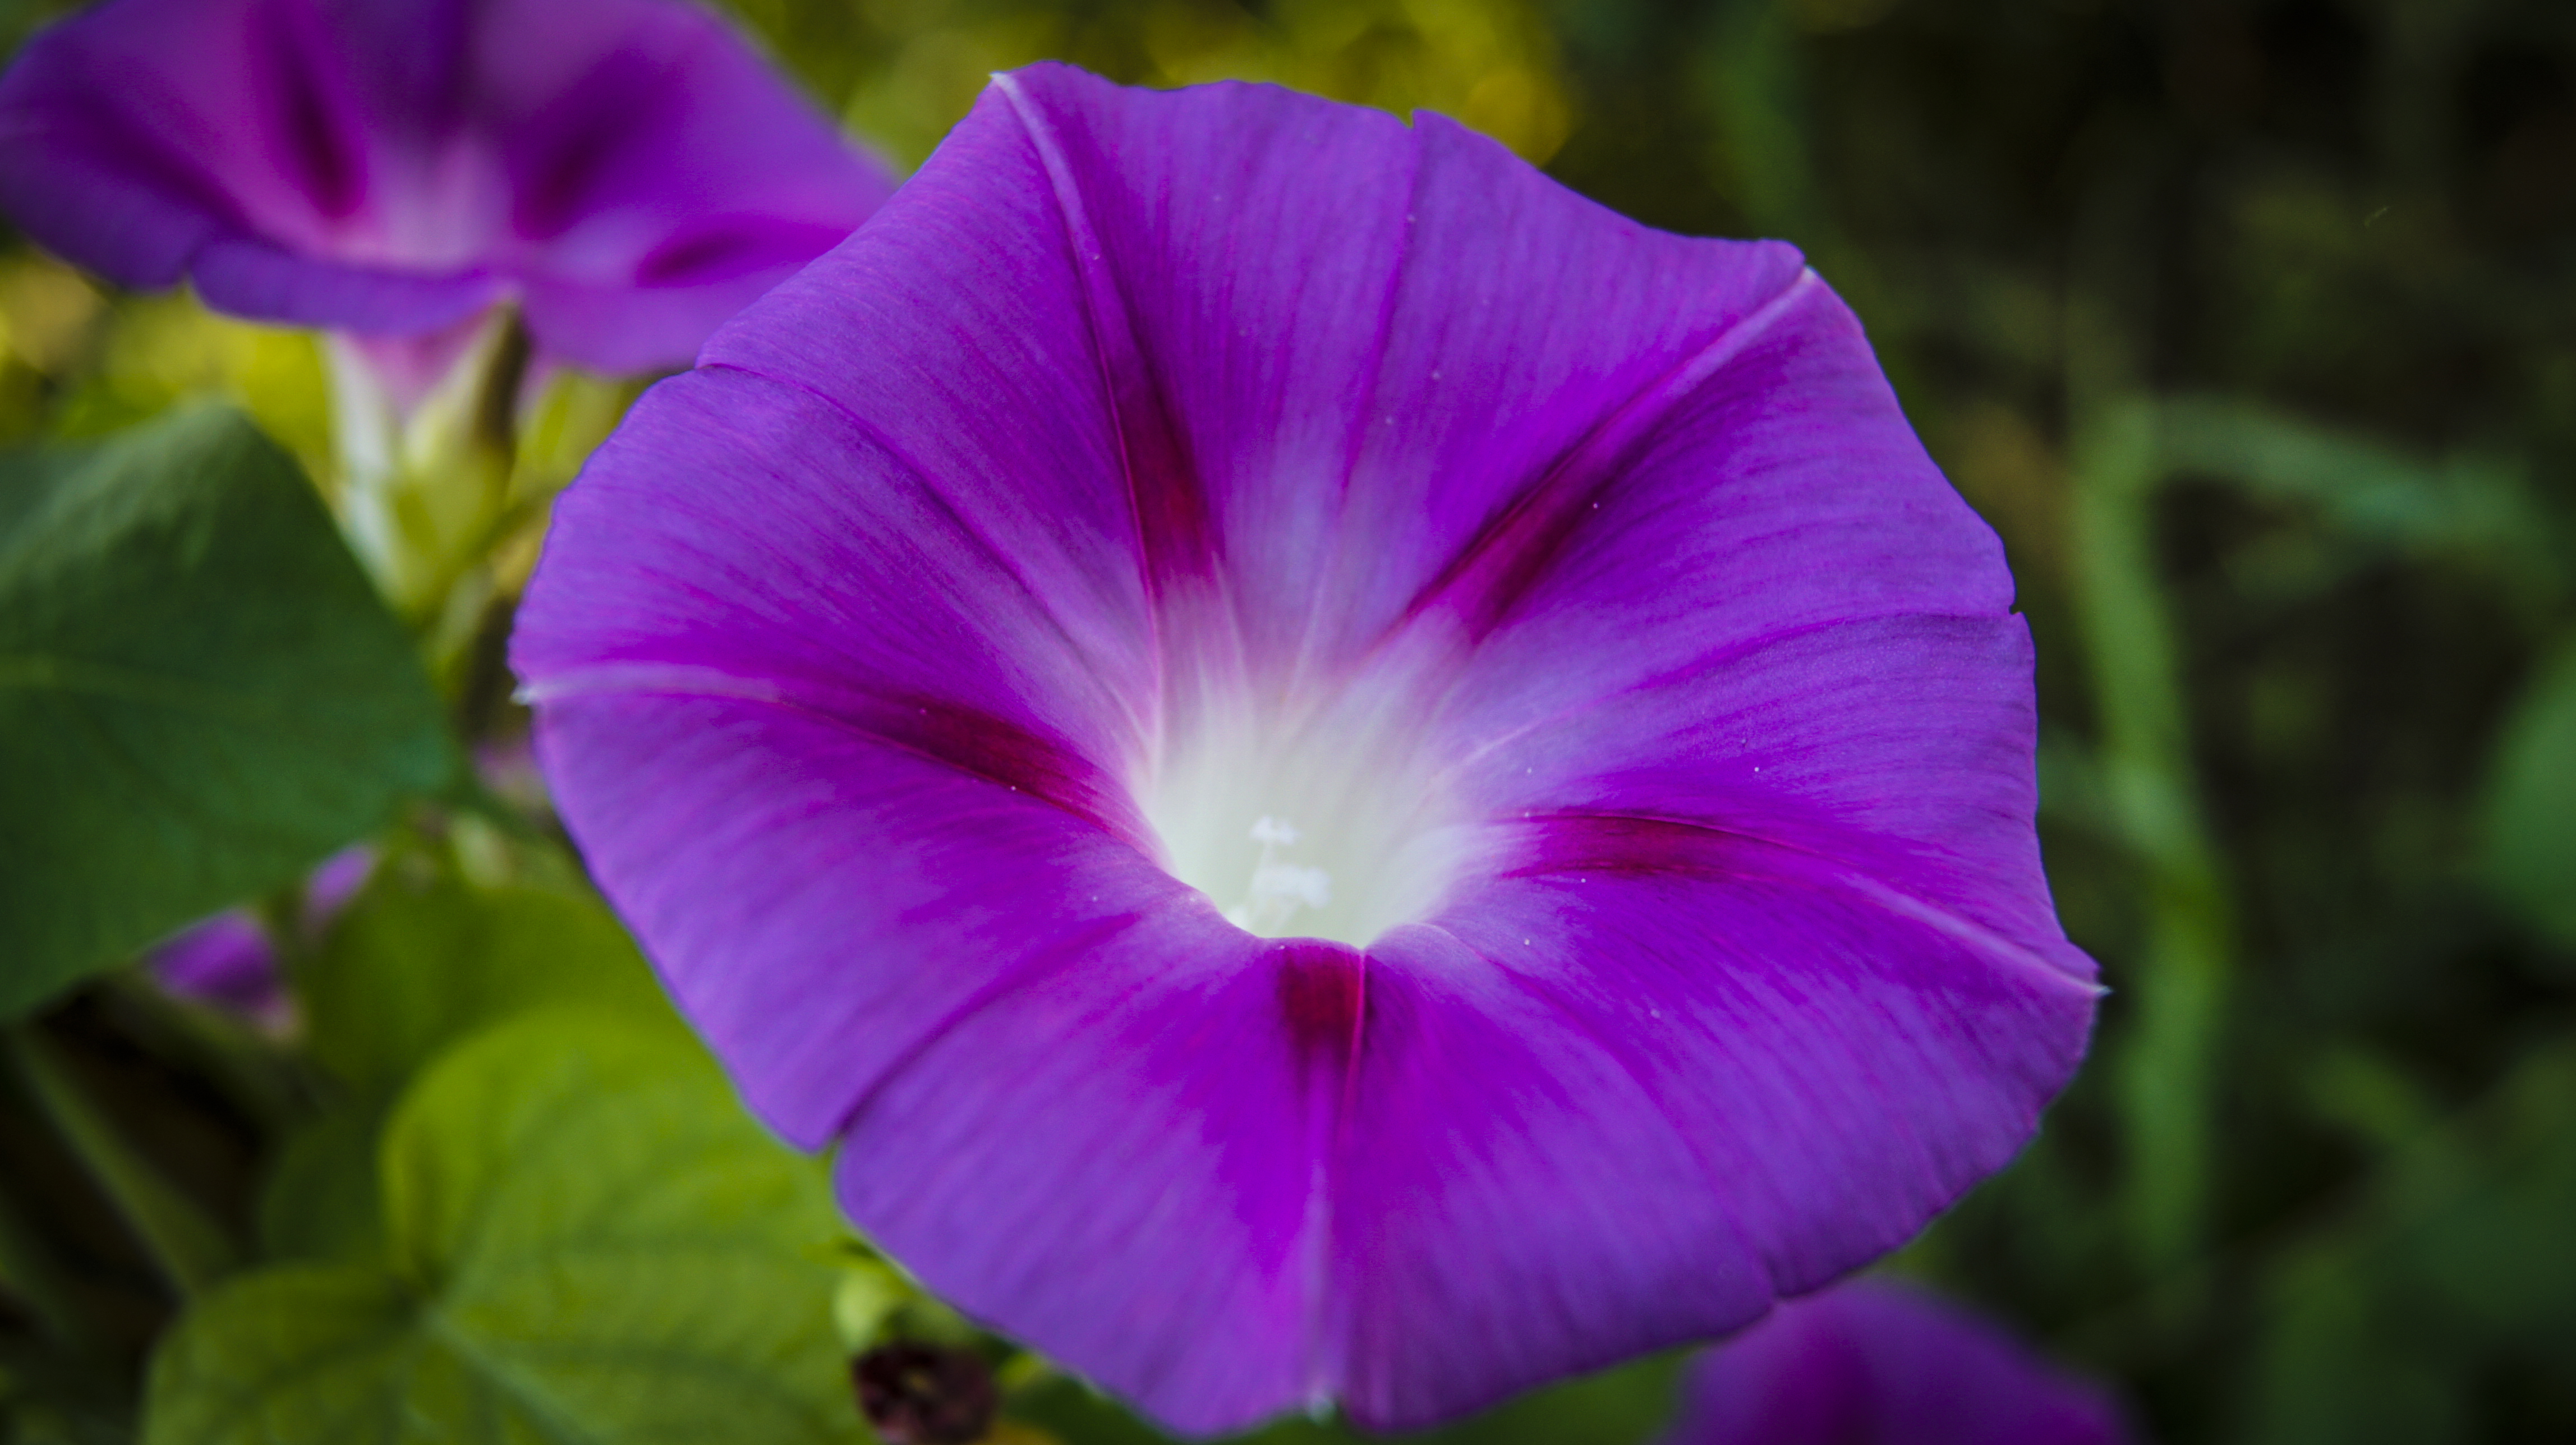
[{"left": 4, "top": 0, "right": 2575, "bottom": 1442}]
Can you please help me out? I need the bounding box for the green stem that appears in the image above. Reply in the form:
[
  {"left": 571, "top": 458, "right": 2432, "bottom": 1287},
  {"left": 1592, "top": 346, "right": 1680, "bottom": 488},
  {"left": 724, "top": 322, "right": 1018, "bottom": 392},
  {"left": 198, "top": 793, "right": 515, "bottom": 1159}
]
[
  {"left": 98, "top": 971, "right": 315, "bottom": 1131},
  {"left": 0, "top": 1175, "right": 88, "bottom": 1349},
  {"left": 2066, "top": 395, "right": 2237, "bottom": 1277},
  {"left": 3, "top": 1025, "right": 238, "bottom": 1301}
]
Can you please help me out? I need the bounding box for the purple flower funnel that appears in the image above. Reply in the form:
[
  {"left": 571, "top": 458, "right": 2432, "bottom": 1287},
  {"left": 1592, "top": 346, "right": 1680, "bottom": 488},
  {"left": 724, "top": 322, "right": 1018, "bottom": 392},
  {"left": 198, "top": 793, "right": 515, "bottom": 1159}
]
[
  {"left": 1667, "top": 1281, "right": 2133, "bottom": 1445},
  {"left": 0, "top": 0, "right": 894, "bottom": 374},
  {"left": 513, "top": 63, "right": 2103, "bottom": 1437}
]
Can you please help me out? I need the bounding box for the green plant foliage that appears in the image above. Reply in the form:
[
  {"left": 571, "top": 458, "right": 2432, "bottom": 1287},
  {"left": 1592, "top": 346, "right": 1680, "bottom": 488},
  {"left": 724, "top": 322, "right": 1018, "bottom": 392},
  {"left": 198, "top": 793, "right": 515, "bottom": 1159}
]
[
  {"left": 253, "top": 1104, "right": 385, "bottom": 1267},
  {"left": 2481, "top": 637, "right": 2576, "bottom": 964},
  {"left": 261, "top": 867, "right": 685, "bottom": 1271},
  {"left": 144, "top": 1011, "right": 863, "bottom": 1445},
  {"left": 0, "top": 406, "right": 453, "bottom": 1018},
  {"left": 2244, "top": 1039, "right": 2576, "bottom": 1443},
  {"left": 300, "top": 866, "right": 678, "bottom": 1094}
]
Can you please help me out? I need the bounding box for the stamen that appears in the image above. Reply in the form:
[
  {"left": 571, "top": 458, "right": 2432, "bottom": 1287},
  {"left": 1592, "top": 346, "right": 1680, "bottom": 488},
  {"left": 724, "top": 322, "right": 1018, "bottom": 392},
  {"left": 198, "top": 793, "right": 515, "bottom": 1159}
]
[{"left": 1225, "top": 816, "right": 1332, "bottom": 934}]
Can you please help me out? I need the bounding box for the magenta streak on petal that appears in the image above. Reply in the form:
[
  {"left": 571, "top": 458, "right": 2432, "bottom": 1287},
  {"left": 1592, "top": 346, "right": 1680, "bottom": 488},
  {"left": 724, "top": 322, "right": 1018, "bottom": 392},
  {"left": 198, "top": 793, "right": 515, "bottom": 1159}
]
[
  {"left": 1499, "top": 812, "right": 2101, "bottom": 995},
  {"left": 993, "top": 72, "right": 1223, "bottom": 606},
  {"left": 521, "top": 660, "right": 1152, "bottom": 853},
  {"left": 253, "top": 1, "right": 366, "bottom": 220},
  {"left": 693, "top": 360, "right": 1160, "bottom": 752},
  {"left": 1404, "top": 270, "right": 1821, "bottom": 642},
  {"left": 1271, "top": 937, "right": 1368, "bottom": 1406}
]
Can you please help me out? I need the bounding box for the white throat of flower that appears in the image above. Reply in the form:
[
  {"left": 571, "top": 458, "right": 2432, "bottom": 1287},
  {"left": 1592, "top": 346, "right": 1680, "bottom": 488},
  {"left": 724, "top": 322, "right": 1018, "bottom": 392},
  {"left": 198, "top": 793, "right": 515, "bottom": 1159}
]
[
  {"left": 1227, "top": 816, "right": 1334, "bottom": 935},
  {"left": 1142, "top": 684, "right": 1469, "bottom": 947}
]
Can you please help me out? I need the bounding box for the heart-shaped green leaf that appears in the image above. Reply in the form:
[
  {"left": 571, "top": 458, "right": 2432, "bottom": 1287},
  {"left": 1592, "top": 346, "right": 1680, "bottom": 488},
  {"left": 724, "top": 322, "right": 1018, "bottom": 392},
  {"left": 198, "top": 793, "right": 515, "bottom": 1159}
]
[
  {"left": 0, "top": 405, "right": 452, "bottom": 1017},
  {"left": 145, "top": 1011, "right": 863, "bottom": 1445}
]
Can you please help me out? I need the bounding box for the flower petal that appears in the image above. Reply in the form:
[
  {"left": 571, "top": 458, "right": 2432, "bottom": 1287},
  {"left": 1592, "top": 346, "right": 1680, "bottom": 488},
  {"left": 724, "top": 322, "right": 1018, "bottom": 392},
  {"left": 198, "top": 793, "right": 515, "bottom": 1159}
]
[
  {"left": 190, "top": 234, "right": 496, "bottom": 332},
  {"left": 1451, "top": 614, "right": 2078, "bottom": 955},
  {"left": 1315, "top": 614, "right": 2092, "bottom": 1424},
  {"left": 481, "top": 0, "right": 894, "bottom": 370},
  {"left": 0, "top": 0, "right": 372, "bottom": 289},
  {"left": 527, "top": 689, "right": 1162, "bottom": 1148},
  {"left": 151, "top": 913, "right": 278, "bottom": 1014},
  {"left": 515, "top": 364, "right": 1153, "bottom": 785},
  {"left": 533, "top": 684, "right": 1371, "bottom": 1435},
  {"left": 0, "top": 0, "right": 887, "bottom": 369},
  {"left": 1397, "top": 271, "right": 2010, "bottom": 705},
  {"left": 1323, "top": 930, "right": 1772, "bottom": 1429},
  {"left": 835, "top": 933, "right": 1364, "bottom": 1435},
  {"left": 1667, "top": 1280, "right": 2132, "bottom": 1445},
  {"left": 814, "top": 66, "right": 1818, "bottom": 677}
]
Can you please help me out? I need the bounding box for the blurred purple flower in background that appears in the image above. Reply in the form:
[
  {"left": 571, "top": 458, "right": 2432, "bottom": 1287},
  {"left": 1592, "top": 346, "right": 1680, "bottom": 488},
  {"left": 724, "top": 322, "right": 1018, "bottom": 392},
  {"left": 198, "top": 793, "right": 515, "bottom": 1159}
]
[
  {"left": 1664, "top": 1280, "right": 2132, "bottom": 1445},
  {"left": 150, "top": 845, "right": 370, "bottom": 1028},
  {"left": 0, "top": 0, "right": 894, "bottom": 383},
  {"left": 512, "top": 64, "right": 2100, "bottom": 1434}
]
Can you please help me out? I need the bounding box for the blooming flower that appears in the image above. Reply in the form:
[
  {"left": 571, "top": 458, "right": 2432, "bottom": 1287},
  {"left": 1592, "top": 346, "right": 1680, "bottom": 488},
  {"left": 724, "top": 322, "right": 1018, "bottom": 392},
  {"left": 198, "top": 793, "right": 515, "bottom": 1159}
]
[
  {"left": 0, "top": 0, "right": 893, "bottom": 379},
  {"left": 151, "top": 845, "right": 371, "bottom": 1027},
  {"left": 1662, "top": 1280, "right": 2132, "bottom": 1445},
  {"left": 512, "top": 63, "right": 2101, "bottom": 1434}
]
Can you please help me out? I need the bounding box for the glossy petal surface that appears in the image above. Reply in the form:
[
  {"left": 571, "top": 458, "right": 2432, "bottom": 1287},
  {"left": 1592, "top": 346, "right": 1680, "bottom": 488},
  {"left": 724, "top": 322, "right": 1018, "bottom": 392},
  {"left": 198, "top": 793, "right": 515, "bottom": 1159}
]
[
  {"left": 1666, "top": 1281, "right": 2132, "bottom": 1445},
  {"left": 0, "top": 0, "right": 891, "bottom": 371},
  {"left": 516, "top": 63, "right": 2100, "bottom": 1435}
]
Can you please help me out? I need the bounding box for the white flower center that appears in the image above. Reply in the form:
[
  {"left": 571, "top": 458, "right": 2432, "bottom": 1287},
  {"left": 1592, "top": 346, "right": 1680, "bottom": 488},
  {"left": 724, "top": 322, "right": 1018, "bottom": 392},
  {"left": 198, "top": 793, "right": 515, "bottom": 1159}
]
[
  {"left": 1228, "top": 816, "right": 1335, "bottom": 935},
  {"left": 1139, "top": 689, "right": 1470, "bottom": 947}
]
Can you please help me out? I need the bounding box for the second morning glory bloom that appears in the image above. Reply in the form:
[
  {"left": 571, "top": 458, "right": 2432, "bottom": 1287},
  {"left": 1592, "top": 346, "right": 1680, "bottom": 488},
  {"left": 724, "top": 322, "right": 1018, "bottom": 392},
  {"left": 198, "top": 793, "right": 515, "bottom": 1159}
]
[
  {"left": 151, "top": 846, "right": 371, "bottom": 1027},
  {"left": 0, "top": 0, "right": 894, "bottom": 376},
  {"left": 514, "top": 64, "right": 2101, "bottom": 1434},
  {"left": 1664, "top": 1281, "right": 2132, "bottom": 1445}
]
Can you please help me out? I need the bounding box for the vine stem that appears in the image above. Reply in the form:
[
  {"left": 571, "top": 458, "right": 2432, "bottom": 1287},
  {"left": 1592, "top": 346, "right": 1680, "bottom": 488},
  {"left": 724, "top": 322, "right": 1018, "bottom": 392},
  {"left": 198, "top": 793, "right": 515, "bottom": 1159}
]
[{"left": 3, "top": 1024, "right": 238, "bottom": 1301}]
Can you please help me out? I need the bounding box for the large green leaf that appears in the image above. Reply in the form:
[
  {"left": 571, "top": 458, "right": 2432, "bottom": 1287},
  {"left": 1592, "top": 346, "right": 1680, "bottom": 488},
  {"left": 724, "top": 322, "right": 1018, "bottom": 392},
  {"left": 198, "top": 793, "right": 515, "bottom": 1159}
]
[
  {"left": 0, "top": 406, "right": 453, "bottom": 1018},
  {"left": 299, "top": 866, "right": 678, "bottom": 1094},
  {"left": 145, "top": 1011, "right": 863, "bottom": 1445},
  {"left": 264, "top": 867, "right": 680, "bottom": 1267}
]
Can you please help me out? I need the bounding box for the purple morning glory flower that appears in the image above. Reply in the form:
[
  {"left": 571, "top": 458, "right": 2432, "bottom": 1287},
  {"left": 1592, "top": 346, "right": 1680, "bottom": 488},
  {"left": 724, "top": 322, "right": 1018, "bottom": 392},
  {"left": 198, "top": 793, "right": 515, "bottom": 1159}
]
[
  {"left": 511, "top": 63, "right": 2101, "bottom": 1435},
  {"left": 0, "top": 0, "right": 894, "bottom": 375},
  {"left": 151, "top": 845, "right": 371, "bottom": 1026},
  {"left": 1664, "top": 1280, "right": 2133, "bottom": 1445}
]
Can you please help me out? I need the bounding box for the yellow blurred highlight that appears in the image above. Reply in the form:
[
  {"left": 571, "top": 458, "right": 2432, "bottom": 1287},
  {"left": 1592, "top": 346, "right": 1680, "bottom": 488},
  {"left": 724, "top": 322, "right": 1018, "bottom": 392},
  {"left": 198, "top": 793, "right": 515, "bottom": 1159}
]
[
  {"left": 831, "top": 1256, "right": 914, "bottom": 1352},
  {"left": 832, "top": 0, "right": 1574, "bottom": 169},
  {"left": 0, "top": 257, "right": 102, "bottom": 377},
  {"left": 50, "top": 289, "right": 333, "bottom": 482}
]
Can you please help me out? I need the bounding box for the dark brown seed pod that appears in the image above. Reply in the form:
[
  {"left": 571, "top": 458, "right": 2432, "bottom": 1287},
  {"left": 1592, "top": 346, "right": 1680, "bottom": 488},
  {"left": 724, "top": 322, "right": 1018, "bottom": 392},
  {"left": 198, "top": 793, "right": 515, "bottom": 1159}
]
[{"left": 853, "top": 1341, "right": 1000, "bottom": 1445}]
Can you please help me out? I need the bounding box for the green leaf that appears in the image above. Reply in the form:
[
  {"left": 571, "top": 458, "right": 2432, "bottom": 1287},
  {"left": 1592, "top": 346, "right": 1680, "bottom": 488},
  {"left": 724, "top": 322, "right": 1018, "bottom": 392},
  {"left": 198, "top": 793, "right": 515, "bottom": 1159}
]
[
  {"left": 0, "top": 406, "right": 453, "bottom": 1018},
  {"left": 2240, "top": 1039, "right": 2576, "bottom": 1442},
  {"left": 254, "top": 1105, "right": 385, "bottom": 1265},
  {"left": 2240, "top": 1252, "right": 2462, "bottom": 1445},
  {"left": 299, "top": 866, "right": 678, "bottom": 1094},
  {"left": 145, "top": 1011, "right": 862, "bottom": 1445},
  {"left": 2481, "top": 635, "right": 2576, "bottom": 963},
  {"left": 2152, "top": 396, "right": 2551, "bottom": 575}
]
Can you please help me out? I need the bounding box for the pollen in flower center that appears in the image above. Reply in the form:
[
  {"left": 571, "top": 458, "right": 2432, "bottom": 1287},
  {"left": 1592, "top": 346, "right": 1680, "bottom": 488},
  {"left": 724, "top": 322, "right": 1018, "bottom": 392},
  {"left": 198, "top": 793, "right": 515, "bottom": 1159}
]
[{"left": 1139, "top": 696, "right": 1469, "bottom": 947}]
